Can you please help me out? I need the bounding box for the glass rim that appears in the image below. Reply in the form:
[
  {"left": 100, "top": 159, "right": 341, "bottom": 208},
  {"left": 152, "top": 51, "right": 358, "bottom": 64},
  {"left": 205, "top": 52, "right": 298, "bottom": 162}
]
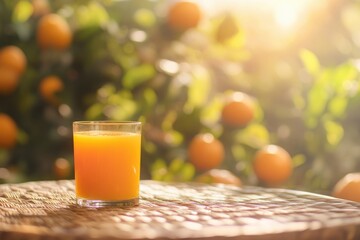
[{"left": 73, "top": 121, "right": 141, "bottom": 125}]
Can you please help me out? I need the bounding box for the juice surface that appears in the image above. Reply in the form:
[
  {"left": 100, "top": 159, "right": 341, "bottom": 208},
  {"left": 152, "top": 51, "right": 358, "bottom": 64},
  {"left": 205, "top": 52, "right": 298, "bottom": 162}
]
[{"left": 74, "top": 131, "right": 141, "bottom": 200}]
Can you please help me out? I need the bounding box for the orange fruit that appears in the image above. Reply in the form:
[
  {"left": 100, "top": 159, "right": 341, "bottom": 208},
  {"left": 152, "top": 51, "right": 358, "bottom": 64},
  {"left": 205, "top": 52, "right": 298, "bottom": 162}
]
[
  {"left": 32, "top": 0, "right": 50, "bottom": 16},
  {"left": 167, "top": 1, "right": 202, "bottom": 31},
  {"left": 222, "top": 92, "right": 255, "bottom": 127},
  {"left": 196, "top": 169, "right": 242, "bottom": 187},
  {"left": 0, "top": 66, "right": 19, "bottom": 95},
  {"left": 54, "top": 158, "right": 71, "bottom": 179},
  {"left": 0, "top": 113, "right": 18, "bottom": 149},
  {"left": 253, "top": 145, "right": 292, "bottom": 186},
  {"left": 188, "top": 133, "right": 225, "bottom": 171},
  {"left": 37, "top": 13, "right": 72, "bottom": 50},
  {"left": 39, "top": 75, "right": 64, "bottom": 105},
  {"left": 332, "top": 173, "right": 360, "bottom": 202},
  {"left": 0, "top": 46, "right": 27, "bottom": 75}
]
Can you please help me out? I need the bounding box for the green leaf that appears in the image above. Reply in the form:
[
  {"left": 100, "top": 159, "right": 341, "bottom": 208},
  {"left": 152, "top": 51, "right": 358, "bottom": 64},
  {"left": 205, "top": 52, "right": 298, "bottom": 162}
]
[
  {"left": 163, "top": 173, "right": 174, "bottom": 182},
  {"left": 110, "top": 99, "right": 137, "bottom": 120},
  {"left": 300, "top": 49, "right": 320, "bottom": 75},
  {"left": 185, "top": 67, "right": 211, "bottom": 111},
  {"left": 143, "top": 139, "right": 157, "bottom": 154},
  {"left": 167, "top": 130, "right": 183, "bottom": 146},
  {"left": 252, "top": 98, "right": 263, "bottom": 122},
  {"left": 179, "top": 163, "right": 195, "bottom": 181},
  {"left": 169, "top": 158, "right": 184, "bottom": 173},
  {"left": 306, "top": 84, "right": 328, "bottom": 117},
  {"left": 13, "top": 0, "right": 33, "bottom": 23},
  {"left": 134, "top": 8, "right": 156, "bottom": 28},
  {"left": 173, "top": 108, "right": 202, "bottom": 137},
  {"left": 85, "top": 103, "right": 103, "bottom": 120},
  {"left": 123, "top": 64, "right": 156, "bottom": 89},
  {"left": 17, "top": 129, "right": 28, "bottom": 145},
  {"left": 292, "top": 154, "right": 306, "bottom": 167},
  {"left": 201, "top": 96, "right": 222, "bottom": 124},
  {"left": 324, "top": 120, "right": 344, "bottom": 146},
  {"left": 304, "top": 116, "right": 318, "bottom": 129},
  {"left": 332, "top": 62, "right": 357, "bottom": 95},
  {"left": 216, "top": 14, "right": 244, "bottom": 47},
  {"left": 75, "top": 1, "right": 109, "bottom": 28},
  {"left": 328, "top": 95, "right": 348, "bottom": 118},
  {"left": 151, "top": 158, "right": 166, "bottom": 171},
  {"left": 151, "top": 158, "right": 167, "bottom": 181},
  {"left": 231, "top": 144, "right": 246, "bottom": 161},
  {"left": 235, "top": 123, "right": 270, "bottom": 148},
  {"left": 0, "top": 149, "right": 10, "bottom": 167},
  {"left": 143, "top": 88, "right": 157, "bottom": 106},
  {"left": 97, "top": 84, "right": 116, "bottom": 102}
]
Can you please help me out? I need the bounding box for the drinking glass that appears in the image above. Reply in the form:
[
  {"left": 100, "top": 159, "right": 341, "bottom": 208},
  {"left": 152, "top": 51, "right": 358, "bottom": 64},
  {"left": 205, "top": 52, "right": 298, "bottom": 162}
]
[{"left": 73, "top": 121, "right": 142, "bottom": 207}]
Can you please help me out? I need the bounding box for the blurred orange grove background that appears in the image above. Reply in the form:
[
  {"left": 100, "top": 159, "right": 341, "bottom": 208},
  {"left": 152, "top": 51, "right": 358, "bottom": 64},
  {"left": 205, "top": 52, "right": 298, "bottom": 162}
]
[{"left": 1, "top": 0, "right": 360, "bottom": 202}]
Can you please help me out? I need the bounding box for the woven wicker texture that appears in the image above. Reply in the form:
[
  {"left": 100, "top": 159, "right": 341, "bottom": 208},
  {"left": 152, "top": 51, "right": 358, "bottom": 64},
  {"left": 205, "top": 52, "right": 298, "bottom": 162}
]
[{"left": 1, "top": 180, "right": 360, "bottom": 240}]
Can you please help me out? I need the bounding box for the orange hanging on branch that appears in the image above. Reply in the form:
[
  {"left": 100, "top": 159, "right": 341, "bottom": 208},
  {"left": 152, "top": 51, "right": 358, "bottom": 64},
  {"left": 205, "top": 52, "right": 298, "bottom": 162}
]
[
  {"left": 0, "top": 113, "right": 18, "bottom": 149},
  {"left": 333, "top": 173, "right": 360, "bottom": 202},
  {"left": 0, "top": 67, "right": 20, "bottom": 95},
  {"left": 37, "top": 13, "right": 72, "bottom": 50},
  {"left": 196, "top": 169, "right": 242, "bottom": 187},
  {"left": 222, "top": 92, "right": 255, "bottom": 128},
  {"left": 39, "top": 75, "right": 64, "bottom": 105},
  {"left": 167, "top": 1, "right": 202, "bottom": 31},
  {"left": 188, "top": 133, "right": 224, "bottom": 171},
  {"left": 0, "top": 46, "right": 27, "bottom": 76},
  {"left": 253, "top": 145, "right": 293, "bottom": 186}
]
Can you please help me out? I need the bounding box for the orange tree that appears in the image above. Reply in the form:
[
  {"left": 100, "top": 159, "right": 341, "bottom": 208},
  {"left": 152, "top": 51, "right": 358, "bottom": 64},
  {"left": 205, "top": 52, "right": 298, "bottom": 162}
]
[{"left": 0, "top": 0, "right": 360, "bottom": 193}]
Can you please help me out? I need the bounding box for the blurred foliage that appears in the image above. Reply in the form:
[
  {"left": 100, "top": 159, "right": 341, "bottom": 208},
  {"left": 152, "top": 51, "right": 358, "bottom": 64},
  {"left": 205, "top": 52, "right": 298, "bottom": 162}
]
[{"left": 1, "top": 0, "right": 360, "bottom": 194}]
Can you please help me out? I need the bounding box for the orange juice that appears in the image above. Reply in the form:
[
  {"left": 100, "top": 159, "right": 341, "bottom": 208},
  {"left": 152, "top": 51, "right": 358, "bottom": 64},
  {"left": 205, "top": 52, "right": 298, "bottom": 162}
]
[{"left": 74, "top": 131, "right": 141, "bottom": 201}]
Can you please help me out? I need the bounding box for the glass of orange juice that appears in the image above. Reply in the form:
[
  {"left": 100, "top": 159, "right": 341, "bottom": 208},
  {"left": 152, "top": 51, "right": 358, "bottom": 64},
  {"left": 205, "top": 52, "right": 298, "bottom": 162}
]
[{"left": 73, "top": 121, "right": 142, "bottom": 207}]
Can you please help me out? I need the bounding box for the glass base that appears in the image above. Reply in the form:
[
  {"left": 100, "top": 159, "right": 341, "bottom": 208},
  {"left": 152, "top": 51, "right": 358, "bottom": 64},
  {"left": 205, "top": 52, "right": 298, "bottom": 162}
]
[{"left": 76, "top": 197, "right": 139, "bottom": 208}]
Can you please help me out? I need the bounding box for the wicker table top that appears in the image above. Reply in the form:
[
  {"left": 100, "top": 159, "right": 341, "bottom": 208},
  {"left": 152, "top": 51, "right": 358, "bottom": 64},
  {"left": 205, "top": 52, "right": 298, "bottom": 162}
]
[{"left": 1, "top": 180, "right": 360, "bottom": 240}]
